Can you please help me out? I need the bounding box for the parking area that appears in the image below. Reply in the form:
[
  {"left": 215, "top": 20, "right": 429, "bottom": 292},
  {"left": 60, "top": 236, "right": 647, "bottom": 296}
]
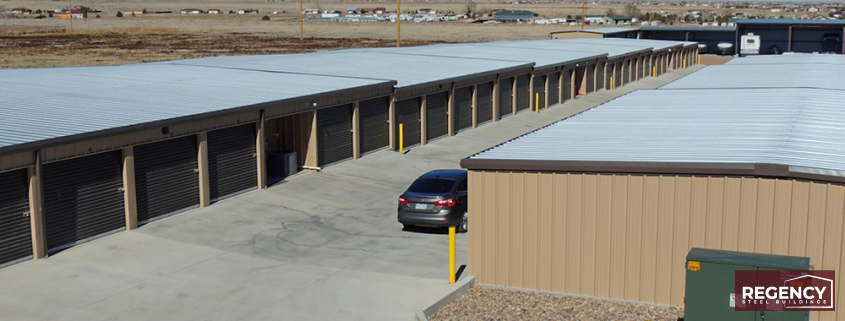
[{"left": 0, "top": 65, "right": 703, "bottom": 321}]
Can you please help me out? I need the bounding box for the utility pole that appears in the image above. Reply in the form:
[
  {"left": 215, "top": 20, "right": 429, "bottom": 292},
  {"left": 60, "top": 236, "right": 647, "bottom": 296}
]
[
  {"left": 68, "top": 0, "right": 73, "bottom": 32},
  {"left": 396, "top": 0, "right": 401, "bottom": 47},
  {"left": 300, "top": 0, "right": 303, "bottom": 40},
  {"left": 581, "top": 0, "right": 585, "bottom": 30}
]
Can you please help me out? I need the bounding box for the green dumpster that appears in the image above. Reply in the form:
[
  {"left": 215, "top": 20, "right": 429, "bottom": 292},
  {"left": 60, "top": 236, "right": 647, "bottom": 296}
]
[{"left": 685, "top": 248, "right": 811, "bottom": 321}]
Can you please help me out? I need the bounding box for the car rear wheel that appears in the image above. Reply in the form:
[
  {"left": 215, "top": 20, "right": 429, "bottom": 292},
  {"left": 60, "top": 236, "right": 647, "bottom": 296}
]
[{"left": 458, "top": 211, "right": 468, "bottom": 233}]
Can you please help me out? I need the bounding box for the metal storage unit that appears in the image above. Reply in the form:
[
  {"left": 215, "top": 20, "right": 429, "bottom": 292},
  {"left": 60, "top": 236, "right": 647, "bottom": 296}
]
[
  {"left": 454, "top": 86, "right": 473, "bottom": 133},
  {"left": 359, "top": 96, "right": 390, "bottom": 155},
  {"left": 43, "top": 151, "right": 125, "bottom": 252},
  {"left": 516, "top": 74, "right": 530, "bottom": 112},
  {"left": 134, "top": 136, "right": 200, "bottom": 224},
  {"left": 548, "top": 72, "right": 560, "bottom": 105},
  {"left": 0, "top": 169, "right": 32, "bottom": 266},
  {"left": 394, "top": 97, "right": 421, "bottom": 149},
  {"left": 316, "top": 104, "right": 354, "bottom": 166},
  {"left": 207, "top": 124, "right": 257, "bottom": 201},
  {"left": 476, "top": 82, "right": 494, "bottom": 125},
  {"left": 498, "top": 78, "right": 513, "bottom": 118},
  {"left": 533, "top": 74, "right": 545, "bottom": 110},
  {"left": 585, "top": 65, "right": 596, "bottom": 93},
  {"left": 685, "top": 248, "right": 811, "bottom": 321},
  {"left": 426, "top": 92, "right": 448, "bottom": 141}
]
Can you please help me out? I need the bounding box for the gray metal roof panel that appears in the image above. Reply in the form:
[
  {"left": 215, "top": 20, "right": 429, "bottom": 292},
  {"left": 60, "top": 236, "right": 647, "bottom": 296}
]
[
  {"left": 468, "top": 88, "right": 845, "bottom": 175},
  {"left": 640, "top": 26, "right": 736, "bottom": 32},
  {"left": 161, "top": 50, "right": 532, "bottom": 89},
  {"left": 662, "top": 59, "right": 845, "bottom": 91},
  {"left": 559, "top": 37, "right": 690, "bottom": 51},
  {"left": 738, "top": 19, "right": 845, "bottom": 26},
  {"left": 724, "top": 53, "right": 845, "bottom": 66},
  {"left": 353, "top": 43, "right": 607, "bottom": 70},
  {"left": 0, "top": 64, "right": 394, "bottom": 151},
  {"left": 480, "top": 39, "right": 653, "bottom": 58}
]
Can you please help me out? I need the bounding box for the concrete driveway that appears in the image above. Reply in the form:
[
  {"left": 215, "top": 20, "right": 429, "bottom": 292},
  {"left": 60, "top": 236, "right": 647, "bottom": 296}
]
[{"left": 0, "top": 66, "right": 703, "bottom": 321}]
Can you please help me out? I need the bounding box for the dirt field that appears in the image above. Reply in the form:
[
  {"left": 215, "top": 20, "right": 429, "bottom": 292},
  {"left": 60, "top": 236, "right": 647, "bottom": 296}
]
[{"left": 0, "top": 0, "right": 773, "bottom": 69}]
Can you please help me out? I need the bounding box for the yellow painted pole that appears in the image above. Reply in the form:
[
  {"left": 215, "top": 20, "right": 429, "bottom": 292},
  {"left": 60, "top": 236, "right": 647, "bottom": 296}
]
[
  {"left": 449, "top": 226, "right": 456, "bottom": 284},
  {"left": 399, "top": 123, "right": 404, "bottom": 153},
  {"left": 653, "top": 66, "right": 657, "bottom": 77},
  {"left": 698, "top": 54, "right": 701, "bottom": 65},
  {"left": 683, "top": 58, "right": 687, "bottom": 69},
  {"left": 535, "top": 93, "right": 539, "bottom": 112},
  {"left": 610, "top": 77, "right": 614, "bottom": 91}
]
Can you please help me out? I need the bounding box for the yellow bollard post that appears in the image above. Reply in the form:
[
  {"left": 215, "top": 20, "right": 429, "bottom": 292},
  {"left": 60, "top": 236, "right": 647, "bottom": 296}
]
[
  {"left": 449, "top": 226, "right": 456, "bottom": 284},
  {"left": 698, "top": 54, "right": 701, "bottom": 65},
  {"left": 683, "top": 58, "right": 687, "bottom": 69},
  {"left": 653, "top": 66, "right": 657, "bottom": 77},
  {"left": 535, "top": 93, "right": 539, "bottom": 112},
  {"left": 399, "top": 123, "right": 404, "bottom": 154},
  {"left": 610, "top": 77, "right": 614, "bottom": 91}
]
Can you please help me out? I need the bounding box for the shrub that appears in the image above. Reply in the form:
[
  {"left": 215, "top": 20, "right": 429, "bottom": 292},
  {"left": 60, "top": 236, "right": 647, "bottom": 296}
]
[
  {"left": 261, "top": 15, "right": 270, "bottom": 20},
  {"left": 116, "top": 11, "right": 123, "bottom": 18}
]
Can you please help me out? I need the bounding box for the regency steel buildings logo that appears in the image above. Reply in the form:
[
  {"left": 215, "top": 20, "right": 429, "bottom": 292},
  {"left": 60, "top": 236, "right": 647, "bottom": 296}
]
[{"left": 735, "top": 270, "right": 836, "bottom": 312}]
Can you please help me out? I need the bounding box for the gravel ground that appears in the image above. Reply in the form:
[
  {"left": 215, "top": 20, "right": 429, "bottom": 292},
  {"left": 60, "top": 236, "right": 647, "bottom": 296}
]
[{"left": 430, "top": 286, "right": 684, "bottom": 321}]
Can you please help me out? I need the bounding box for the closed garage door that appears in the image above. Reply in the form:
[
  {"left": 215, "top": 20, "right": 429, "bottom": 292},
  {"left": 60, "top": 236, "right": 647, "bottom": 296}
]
[
  {"left": 476, "top": 82, "right": 493, "bottom": 125},
  {"left": 317, "top": 104, "right": 353, "bottom": 166},
  {"left": 516, "top": 74, "right": 530, "bottom": 112},
  {"left": 134, "top": 136, "right": 199, "bottom": 224},
  {"left": 395, "top": 97, "right": 421, "bottom": 149},
  {"left": 43, "top": 151, "right": 124, "bottom": 253},
  {"left": 453, "top": 87, "right": 472, "bottom": 133},
  {"left": 208, "top": 124, "right": 257, "bottom": 201},
  {"left": 0, "top": 169, "right": 32, "bottom": 266},
  {"left": 498, "top": 78, "right": 513, "bottom": 119},
  {"left": 359, "top": 97, "right": 390, "bottom": 155},
  {"left": 548, "top": 72, "right": 560, "bottom": 106},
  {"left": 425, "top": 92, "right": 448, "bottom": 142},
  {"left": 533, "top": 75, "right": 545, "bottom": 110}
]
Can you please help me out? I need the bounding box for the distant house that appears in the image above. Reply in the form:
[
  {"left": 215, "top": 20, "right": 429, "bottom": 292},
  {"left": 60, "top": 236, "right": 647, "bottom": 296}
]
[
  {"left": 347, "top": 7, "right": 357, "bottom": 14},
  {"left": 373, "top": 7, "right": 386, "bottom": 14},
  {"left": 207, "top": 9, "right": 221, "bottom": 14},
  {"left": 125, "top": 9, "right": 147, "bottom": 15},
  {"left": 10, "top": 8, "right": 32, "bottom": 14},
  {"left": 417, "top": 8, "right": 437, "bottom": 15},
  {"left": 238, "top": 9, "right": 259, "bottom": 14},
  {"left": 577, "top": 15, "right": 606, "bottom": 24},
  {"left": 607, "top": 15, "right": 630, "bottom": 24},
  {"left": 58, "top": 10, "right": 87, "bottom": 19},
  {"left": 180, "top": 9, "right": 203, "bottom": 14},
  {"left": 493, "top": 10, "right": 537, "bottom": 21}
]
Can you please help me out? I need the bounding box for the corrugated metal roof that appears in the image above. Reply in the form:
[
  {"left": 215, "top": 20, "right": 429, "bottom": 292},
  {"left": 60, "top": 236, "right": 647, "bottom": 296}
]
[
  {"left": 640, "top": 26, "right": 735, "bottom": 32},
  {"left": 662, "top": 56, "right": 845, "bottom": 91},
  {"left": 479, "top": 39, "right": 654, "bottom": 59},
  {"left": 354, "top": 43, "right": 608, "bottom": 70},
  {"left": 468, "top": 87, "right": 845, "bottom": 176},
  {"left": 738, "top": 19, "right": 845, "bottom": 26},
  {"left": 562, "top": 37, "right": 693, "bottom": 51},
  {"left": 0, "top": 64, "right": 394, "bottom": 151},
  {"left": 161, "top": 50, "right": 532, "bottom": 89}
]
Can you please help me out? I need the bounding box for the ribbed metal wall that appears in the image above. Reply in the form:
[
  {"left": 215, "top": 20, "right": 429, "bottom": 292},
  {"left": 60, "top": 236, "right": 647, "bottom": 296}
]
[
  {"left": 476, "top": 82, "right": 493, "bottom": 125},
  {"left": 498, "top": 78, "right": 513, "bottom": 118},
  {"left": 394, "top": 98, "right": 421, "bottom": 148},
  {"left": 0, "top": 169, "right": 32, "bottom": 266},
  {"left": 454, "top": 87, "right": 473, "bottom": 133},
  {"left": 134, "top": 136, "right": 200, "bottom": 223},
  {"left": 43, "top": 151, "right": 125, "bottom": 252},
  {"left": 208, "top": 124, "right": 257, "bottom": 201},
  {"left": 516, "top": 74, "right": 530, "bottom": 111},
  {"left": 468, "top": 171, "right": 845, "bottom": 321},
  {"left": 317, "top": 104, "right": 354, "bottom": 166},
  {"left": 425, "top": 92, "right": 448, "bottom": 141},
  {"left": 548, "top": 72, "right": 560, "bottom": 105},
  {"left": 359, "top": 97, "right": 390, "bottom": 155}
]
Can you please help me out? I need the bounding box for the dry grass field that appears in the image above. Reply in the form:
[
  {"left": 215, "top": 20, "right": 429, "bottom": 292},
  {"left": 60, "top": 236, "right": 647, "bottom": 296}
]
[{"left": 0, "top": 0, "right": 773, "bottom": 68}]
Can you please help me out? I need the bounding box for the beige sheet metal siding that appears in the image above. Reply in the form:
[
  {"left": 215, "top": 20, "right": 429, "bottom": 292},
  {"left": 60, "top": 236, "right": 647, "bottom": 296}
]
[
  {"left": 0, "top": 151, "right": 35, "bottom": 171},
  {"left": 468, "top": 171, "right": 845, "bottom": 321}
]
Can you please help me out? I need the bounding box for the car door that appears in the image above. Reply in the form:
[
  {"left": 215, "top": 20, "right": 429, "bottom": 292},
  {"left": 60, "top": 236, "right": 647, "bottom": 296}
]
[{"left": 454, "top": 177, "right": 468, "bottom": 213}]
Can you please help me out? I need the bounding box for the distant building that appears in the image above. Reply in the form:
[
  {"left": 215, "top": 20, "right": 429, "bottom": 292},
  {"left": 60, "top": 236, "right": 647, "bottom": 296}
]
[
  {"left": 238, "top": 9, "right": 259, "bottom": 14},
  {"left": 207, "top": 9, "right": 221, "bottom": 14},
  {"left": 9, "top": 8, "right": 32, "bottom": 14},
  {"left": 577, "top": 15, "right": 607, "bottom": 24},
  {"left": 373, "top": 7, "right": 386, "bottom": 14},
  {"left": 125, "top": 9, "right": 147, "bottom": 15},
  {"left": 180, "top": 9, "right": 203, "bottom": 14},
  {"left": 347, "top": 7, "right": 357, "bottom": 14},
  {"left": 493, "top": 10, "right": 537, "bottom": 21},
  {"left": 607, "top": 15, "right": 630, "bottom": 24},
  {"left": 58, "top": 10, "right": 86, "bottom": 19},
  {"left": 417, "top": 8, "right": 437, "bottom": 15}
]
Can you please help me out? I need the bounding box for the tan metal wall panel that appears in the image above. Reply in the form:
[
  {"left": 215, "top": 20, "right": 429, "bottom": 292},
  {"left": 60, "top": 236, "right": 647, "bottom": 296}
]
[
  {"left": 470, "top": 171, "right": 845, "bottom": 320},
  {"left": 789, "top": 181, "right": 810, "bottom": 256},
  {"left": 595, "top": 175, "right": 613, "bottom": 298},
  {"left": 0, "top": 151, "right": 35, "bottom": 171},
  {"left": 624, "top": 175, "right": 643, "bottom": 301},
  {"left": 565, "top": 174, "right": 583, "bottom": 294}
]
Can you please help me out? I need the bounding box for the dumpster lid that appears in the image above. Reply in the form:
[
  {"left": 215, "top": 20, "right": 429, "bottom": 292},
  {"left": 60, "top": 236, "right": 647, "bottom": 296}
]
[{"left": 686, "top": 248, "right": 811, "bottom": 270}]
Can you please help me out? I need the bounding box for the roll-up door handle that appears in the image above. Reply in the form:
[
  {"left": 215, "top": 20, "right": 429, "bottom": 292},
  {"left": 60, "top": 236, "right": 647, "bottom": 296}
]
[
  {"left": 193, "top": 168, "right": 200, "bottom": 173},
  {"left": 117, "top": 187, "right": 125, "bottom": 193},
  {"left": 22, "top": 211, "right": 30, "bottom": 218}
]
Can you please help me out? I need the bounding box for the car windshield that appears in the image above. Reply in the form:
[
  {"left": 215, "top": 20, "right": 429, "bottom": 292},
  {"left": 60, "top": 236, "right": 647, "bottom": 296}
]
[{"left": 407, "top": 178, "right": 455, "bottom": 194}]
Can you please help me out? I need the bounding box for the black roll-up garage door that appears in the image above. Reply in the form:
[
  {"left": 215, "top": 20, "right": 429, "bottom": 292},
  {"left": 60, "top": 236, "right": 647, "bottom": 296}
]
[
  {"left": 476, "top": 82, "right": 493, "bottom": 125},
  {"left": 394, "top": 97, "right": 421, "bottom": 149},
  {"left": 516, "top": 74, "right": 530, "bottom": 112},
  {"left": 548, "top": 72, "right": 560, "bottom": 106},
  {"left": 43, "top": 151, "right": 124, "bottom": 252},
  {"left": 317, "top": 104, "right": 353, "bottom": 167},
  {"left": 533, "top": 75, "right": 545, "bottom": 110},
  {"left": 359, "top": 97, "right": 390, "bottom": 155},
  {"left": 134, "top": 136, "right": 199, "bottom": 224},
  {"left": 453, "top": 87, "right": 472, "bottom": 133},
  {"left": 208, "top": 124, "right": 257, "bottom": 201},
  {"left": 425, "top": 92, "right": 448, "bottom": 142},
  {"left": 0, "top": 169, "right": 32, "bottom": 266},
  {"left": 498, "top": 78, "right": 512, "bottom": 119}
]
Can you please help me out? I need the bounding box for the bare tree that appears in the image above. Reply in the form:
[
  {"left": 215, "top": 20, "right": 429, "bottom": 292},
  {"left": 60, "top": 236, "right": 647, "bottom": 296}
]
[
  {"left": 605, "top": 8, "right": 617, "bottom": 17},
  {"left": 624, "top": 3, "right": 640, "bottom": 19},
  {"left": 465, "top": 2, "right": 477, "bottom": 17}
]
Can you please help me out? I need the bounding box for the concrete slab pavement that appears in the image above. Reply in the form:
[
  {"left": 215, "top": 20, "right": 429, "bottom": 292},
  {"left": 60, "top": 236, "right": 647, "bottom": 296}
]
[{"left": 0, "top": 65, "right": 704, "bottom": 321}]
